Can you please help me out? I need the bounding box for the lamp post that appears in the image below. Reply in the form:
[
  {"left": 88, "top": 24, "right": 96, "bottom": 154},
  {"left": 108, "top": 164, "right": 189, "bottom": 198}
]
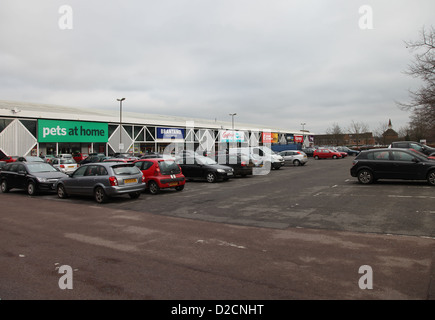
[
  {"left": 229, "top": 113, "right": 237, "bottom": 144},
  {"left": 117, "top": 98, "right": 125, "bottom": 152},
  {"left": 301, "top": 122, "right": 306, "bottom": 132},
  {"left": 229, "top": 113, "right": 237, "bottom": 131}
]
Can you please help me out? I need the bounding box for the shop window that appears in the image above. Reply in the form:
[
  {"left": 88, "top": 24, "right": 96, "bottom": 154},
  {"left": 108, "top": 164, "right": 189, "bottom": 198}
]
[
  {"left": 0, "top": 119, "right": 13, "bottom": 133},
  {"left": 146, "top": 127, "right": 155, "bottom": 141},
  {"left": 20, "top": 120, "right": 37, "bottom": 137},
  {"left": 109, "top": 125, "right": 118, "bottom": 138},
  {"left": 124, "top": 125, "right": 133, "bottom": 138},
  {"left": 134, "top": 126, "right": 145, "bottom": 141}
]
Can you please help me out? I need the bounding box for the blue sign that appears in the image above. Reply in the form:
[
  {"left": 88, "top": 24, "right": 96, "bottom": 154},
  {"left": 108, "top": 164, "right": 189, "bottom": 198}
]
[{"left": 156, "top": 127, "right": 185, "bottom": 140}]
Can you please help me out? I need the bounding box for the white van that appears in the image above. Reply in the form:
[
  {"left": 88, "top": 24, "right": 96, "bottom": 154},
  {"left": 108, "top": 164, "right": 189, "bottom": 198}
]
[{"left": 228, "top": 146, "right": 285, "bottom": 170}]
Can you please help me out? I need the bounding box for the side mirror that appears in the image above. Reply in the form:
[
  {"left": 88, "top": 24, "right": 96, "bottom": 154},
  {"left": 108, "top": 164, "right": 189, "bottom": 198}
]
[{"left": 412, "top": 157, "right": 420, "bottom": 163}]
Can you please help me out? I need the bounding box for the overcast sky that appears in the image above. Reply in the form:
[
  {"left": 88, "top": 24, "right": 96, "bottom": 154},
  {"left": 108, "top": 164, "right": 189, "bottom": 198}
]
[{"left": 1, "top": 0, "right": 434, "bottom": 134}]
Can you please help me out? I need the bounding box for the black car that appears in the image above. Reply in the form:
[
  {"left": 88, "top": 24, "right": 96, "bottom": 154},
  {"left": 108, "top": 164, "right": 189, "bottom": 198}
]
[
  {"left": 350, "top": 148, "right": 435, "bottom": 186},
  {"left": 176, "top": 155, "right": 234, "bottom": 183},
  {"left": 79, "top": 155, "right": 109, "bottom": 165},
  {"left": 0, "top": 161, "right": 68, "bottom": 195},
  {"left": 214, "top": 153, "right": 254, "bottom": 177},
  {"left": 389, "top": 141, "right": 435, "bottom": 156},
  {"left": 0, "top": 161, "right": 7, "bottom": 172},
  {"left": 336, "top": 146, "right": 360, "bottom": 156},
  {"left": 302, "top": 147, "right": 315, "bottom": 157}
]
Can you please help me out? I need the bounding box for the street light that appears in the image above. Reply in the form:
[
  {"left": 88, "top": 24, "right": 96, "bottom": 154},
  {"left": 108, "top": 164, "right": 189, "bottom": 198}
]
[
  {"left": 117, "top": 98, "right": 125, "bottom": 152},
  {"left": 229, "top": 113, "right": 237, "bottom": 131},
  {"left": 301, "top": 122, "right": 306, "bottom": 131}
]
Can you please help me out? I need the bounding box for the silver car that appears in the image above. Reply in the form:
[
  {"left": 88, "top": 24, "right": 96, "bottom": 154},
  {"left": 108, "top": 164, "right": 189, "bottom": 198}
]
[
  {"left": 55, "top": 162, "right": 146, "bottom": 203},
  {"left": 51, "top": 158, "right": 78, "bottom": 174},
  {"left": 279, "top": 150, "right": 308, "bottom": 166}
]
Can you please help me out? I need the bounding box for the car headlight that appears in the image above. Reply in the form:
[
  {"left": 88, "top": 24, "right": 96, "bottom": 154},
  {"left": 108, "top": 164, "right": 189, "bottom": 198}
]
[
  {"left": 37, "top": 177, "right": 48, "bottom": 183},
  {"left": 217, "top": 169, "right": 225, "bottom": 173}
]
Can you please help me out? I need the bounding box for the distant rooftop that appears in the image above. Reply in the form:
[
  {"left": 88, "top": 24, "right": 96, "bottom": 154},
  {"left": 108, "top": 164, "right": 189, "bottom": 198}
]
[{"left": 0, "top": 100, "right": 309, "bottom": 134}]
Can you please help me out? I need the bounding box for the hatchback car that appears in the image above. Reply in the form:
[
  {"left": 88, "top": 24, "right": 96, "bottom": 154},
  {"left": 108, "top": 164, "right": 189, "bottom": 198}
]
[
  {"left": 350, "top": 148, "right": 435, "bottom": 186},
  {"left": 0, "top": 162, "right": 68, "bottom": 195},
  {"left": 133, "top": 158, "right": 185, "bottom": 194},
  {"left": 0, "top": 161, "right": 7, "bottom": 172},
  {"left": 17, "top": 156, "right": 44, "bottom": 162},
  {"left": 55, "top": 162, "right": 146, "bottom": 203},
  {"left": 313, "top": 148, "right": 342, "bottom": 159},
  {"left": 336, "top": 146, "right": 360, "bottom": 156},
  {"left": 214, "top": 153, "right": 254, "bottom": 177},
  {"left": 51, "top": 158, "right": 78, "bottom": 174},
  {"left": 176, "top": 155, "right": 234, "bottom": 183},
  {"left": 389, "top": 141, "right": 435, "bottom": 156},
  {"left": 279, "top": 150, "right": 308, "bottom": 166}
]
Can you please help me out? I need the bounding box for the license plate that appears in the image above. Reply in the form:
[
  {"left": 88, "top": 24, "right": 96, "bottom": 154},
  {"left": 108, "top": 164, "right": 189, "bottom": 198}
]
[
  {"left": 68, "top": 166, "right": 75, "bottom": 168},
  {"left": 124, "top": 178, "right": 138, "bottom": 184},
  {"left": 227, "top": 172, "right": 233, "bottom": 176},
  {"left": 168, "top": 182, "right": 178, "bottom": 186}
]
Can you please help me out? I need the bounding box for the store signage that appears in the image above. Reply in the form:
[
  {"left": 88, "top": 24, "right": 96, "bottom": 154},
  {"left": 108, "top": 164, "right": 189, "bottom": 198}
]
[
  {"left": 294, "top": 135, "right": 304, "bottom": 143},
  {"left": 286, "top": 134, "right": 294, "bottom": 143},
  {"left": 271, "top": 133, "right": 279, "bottom": 144},
  {"left": 262, "top": 132, "right": 272, "bottom": 144},
  {"left": 38, "top": 119, "right": 108, "bottom": 143},
  {"left": 220, "top": 130, "right": 244, "bottom": 143},
  {"left": 156, "top": 127, "right": 185, "bottom": 140}
]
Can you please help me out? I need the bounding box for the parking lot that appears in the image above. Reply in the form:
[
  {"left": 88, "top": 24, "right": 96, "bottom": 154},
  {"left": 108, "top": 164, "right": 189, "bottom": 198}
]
[{"left": 1, "top": 156, "right": 434, "bottom": 300}]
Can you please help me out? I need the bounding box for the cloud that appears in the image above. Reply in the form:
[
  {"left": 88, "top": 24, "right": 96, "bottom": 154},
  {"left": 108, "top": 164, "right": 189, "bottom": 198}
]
[{"left": 0, "top": 0, "right": 433, "bottom": 134}]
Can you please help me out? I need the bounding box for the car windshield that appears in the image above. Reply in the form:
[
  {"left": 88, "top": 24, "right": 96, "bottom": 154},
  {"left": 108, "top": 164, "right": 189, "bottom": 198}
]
[
  {"left": 61, "top": 159, "right": 76, "bottom": 164},
  {"left": 158, "top": 160, "right": 181, "bottom": 174},
  {"left": 27, "top": 163, "right": 58, "bottom": 173},
  {"left": 112, "top": 165, "right": 141, "bottom": 175},
  {"left": 196, "top": 156, "right": 217, "bottom": 165}
]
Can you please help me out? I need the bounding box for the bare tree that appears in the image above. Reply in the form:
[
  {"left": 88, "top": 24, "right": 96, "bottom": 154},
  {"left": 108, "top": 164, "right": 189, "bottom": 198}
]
[
  {"left": 398, "top": 26, "right": 435, "bottom": 142},
  {"left": 348, "top": 120, "right": 370, "bottom": 147},
  {"left": 325, "top": 122, "right": 344, "bottom": 145}
]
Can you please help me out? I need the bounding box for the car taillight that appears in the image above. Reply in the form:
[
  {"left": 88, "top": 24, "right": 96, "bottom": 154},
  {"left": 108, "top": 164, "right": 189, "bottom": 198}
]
[
  {"left": 241, "top": 161, "right": 246, "bottom": 166},
  {"left": 142, "top": 174, "right": 146, "bottom": 183},
  {"left": 154, "top": 166, "right": 160, "bottom": 175},
  {"left": 352, "top": 160, "right": 358, "bottom": 166},
  {"left": 109, "top": 176, "right": 118, "bottom": 186},
  {"left": 60, "top": 165, "right": 65, "bottom": 168}
]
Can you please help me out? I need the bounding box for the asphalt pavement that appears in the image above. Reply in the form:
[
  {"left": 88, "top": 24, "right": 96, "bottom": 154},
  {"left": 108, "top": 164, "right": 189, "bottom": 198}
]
[{"left": 0, "top": 156, "right": 434, "bottom": 303}]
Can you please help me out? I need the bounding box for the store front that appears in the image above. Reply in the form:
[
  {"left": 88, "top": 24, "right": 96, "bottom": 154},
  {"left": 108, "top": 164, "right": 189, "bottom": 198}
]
[{"left": 37, "top": 119, "right": 108, "bottom": 156}]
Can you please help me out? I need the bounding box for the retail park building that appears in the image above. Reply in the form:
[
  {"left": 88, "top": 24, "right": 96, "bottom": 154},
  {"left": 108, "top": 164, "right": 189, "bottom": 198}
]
[{"left": 0, "top": 100, "right": 314, "bottom": 158}]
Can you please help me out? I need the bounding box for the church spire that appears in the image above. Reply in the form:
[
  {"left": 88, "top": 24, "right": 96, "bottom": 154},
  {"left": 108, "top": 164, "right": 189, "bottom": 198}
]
[{"left": 388, "top": 119, "right": 392, "bottom": 129}]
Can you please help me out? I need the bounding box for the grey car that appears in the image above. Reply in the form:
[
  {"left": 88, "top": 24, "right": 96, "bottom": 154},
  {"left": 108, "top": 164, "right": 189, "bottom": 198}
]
[{"left": 55, "top": 162, "right": 146, "bottom": 203}]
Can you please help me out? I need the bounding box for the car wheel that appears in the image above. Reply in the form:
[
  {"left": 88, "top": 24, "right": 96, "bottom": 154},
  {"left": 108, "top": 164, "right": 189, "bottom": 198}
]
[
  {"left": 129, "top": 191, "right": 141, "bottom": 199},
  {"left": 357, "top": 169, "right": 374, "bottom": 184},
  {"left": 206, "top": 172, "right": 216, "bottom": 183},
  {"left": 332, "top": 155, "right": 337, "bottom": 159},
  {"left": 57, "top": 184, "right": 68, "bottom": 199},
  {"left": 148, "top": 181, "right": 160, "bottom": 194},
  {"left": 427, "top": 170, "right": 435, "bottom": 186},
  {"left": 314, "top": 155, "right": 319, "bottom": 160},
  {"left": 94, "top": 186, "right": 109, "bottom": 203},
  {"left": 1, "top": 180, "right": 9, "bottom": 193},
  {"left": 27, "top": 181, "right": 37, "bottom": 196},
  {"left": 293, "top": 160, "right": 301, "bottom": 166},
  {"left": 175, "top": 185, "right": 184, "bottom": 191}
]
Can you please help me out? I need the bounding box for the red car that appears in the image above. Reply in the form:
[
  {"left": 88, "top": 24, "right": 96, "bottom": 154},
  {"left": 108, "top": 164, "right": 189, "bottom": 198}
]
[
  {"left": 1, "top": 156, "right": 19, "bottom": 163},
  {"left": 313, "top": 148, "right": 342, "bottom": 160},
  {"left": 133, "top": 158, "right": 185, "bottom": 194},
  {"left": 72, "top": 152, "right": 88, "bottom": 163}
]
